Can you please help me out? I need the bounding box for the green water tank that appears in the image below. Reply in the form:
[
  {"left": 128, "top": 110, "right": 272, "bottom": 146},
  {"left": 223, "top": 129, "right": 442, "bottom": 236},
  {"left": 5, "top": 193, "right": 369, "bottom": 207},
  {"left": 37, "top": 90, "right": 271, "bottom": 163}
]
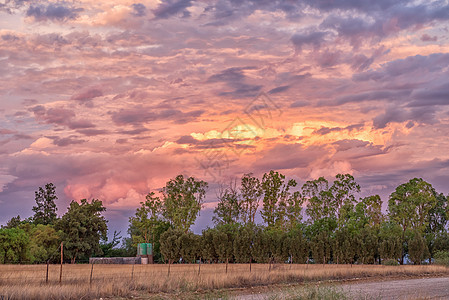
[
  {"left": 146, "top": 243, "right": 153, "bottom": 255},
  {"left": 137, "top": 243, "right": 147, "bottom": 255}
]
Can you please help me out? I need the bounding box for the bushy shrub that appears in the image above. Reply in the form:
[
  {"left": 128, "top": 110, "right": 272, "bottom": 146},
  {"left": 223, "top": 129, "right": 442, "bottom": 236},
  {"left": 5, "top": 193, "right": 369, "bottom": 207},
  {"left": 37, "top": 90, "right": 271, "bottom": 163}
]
[
  {"left": 434, "top": 251, "right": 449, "bottom": 266},
  {"left": 382, "top": 259, "right": 399, "bottom": 266}
]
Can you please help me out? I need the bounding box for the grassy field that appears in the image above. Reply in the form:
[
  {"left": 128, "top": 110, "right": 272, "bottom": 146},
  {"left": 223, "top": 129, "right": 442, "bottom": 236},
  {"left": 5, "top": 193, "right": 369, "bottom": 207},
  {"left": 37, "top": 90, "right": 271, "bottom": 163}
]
[{"left": 0, "top": 263, "right": 448, "bottom": 299}]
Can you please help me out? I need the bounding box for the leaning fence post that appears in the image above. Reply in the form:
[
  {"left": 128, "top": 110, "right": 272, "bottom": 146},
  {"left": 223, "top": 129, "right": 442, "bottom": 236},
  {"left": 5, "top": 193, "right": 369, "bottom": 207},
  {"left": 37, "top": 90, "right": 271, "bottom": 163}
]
[
  {"left": 46, "top": 260, "right": 49, "bottom": 284},
  {"left": 90, "top": 261, "right": 94, "bottom": 285},
  {"left": 59, "top": 242, "right": 63, "bottom": 284}
]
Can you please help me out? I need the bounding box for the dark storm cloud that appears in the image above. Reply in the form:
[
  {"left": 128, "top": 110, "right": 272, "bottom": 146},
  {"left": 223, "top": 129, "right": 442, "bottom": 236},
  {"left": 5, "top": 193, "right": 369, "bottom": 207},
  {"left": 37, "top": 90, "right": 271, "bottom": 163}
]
[
  {"left": 331, "top": 90, "right": 411, "bottom": 106},
  {"left": 268, "top": 85, "right": 290, "bottom": 94},
  {"left": 254, "top": 143, "right": 328, "bottom": 171},
  {"left": 29, "top": 105, "right": 96, "bottom": 130},
  {"left": 1, "top": 34, "right": 20, "bottom": 41},
  {"left": 202, "top": 0, "right": 303, "bottom": 26},
  {"left": 175, "top": 135, "right": 251, "bottom": 150},
  {"left": 302, "top": 0, "right": 405, "bottom": 12},
  {"left": 207, "top": 67, "right": 262, "bottom": 98},
  {"left": 111, "top": 106, "right": 205, "bottom": 126},
  {"left": 152, "top": 0, "right": 193, "bottom": 19},
  {"left": 26, "top": 3, "right": 83, "bottom": 22},
  {"left": 332, "top": 140, "right": 387, "bottom": 161},
  {"left": 71, "top": 88, "right": 103, "bottom": 102},
  {"left": 131, "top": 3, "right": 146, "bottom": 17},
  {"left": 290, "top": 100, "right": 309, "bottom": 108},
  {"left": 76, "top": 129, "right": 109, "bottom": 136},
  {"left": 291, "top": 31, "right": 329, "bottom": 52},
  {"left": 313, "top": 123, "right": 364, "bottom": 135},
  {"left": 373, "top": 106, "right": 437, "bottom": 129},
  {"left": 355, "top": 53, "right": 449, "bottom": 82},
  {"left": 409, "top": 82, "right": 449, "bottom": 107},
  {"left": 0, "top": 0, "right": 32, "bottom": 13},
  {"left": 48, "top": 136, "right": 86, "bottom": 147},
  {"left": 421, "top": 34, "right": 438, "bottom": 42}
]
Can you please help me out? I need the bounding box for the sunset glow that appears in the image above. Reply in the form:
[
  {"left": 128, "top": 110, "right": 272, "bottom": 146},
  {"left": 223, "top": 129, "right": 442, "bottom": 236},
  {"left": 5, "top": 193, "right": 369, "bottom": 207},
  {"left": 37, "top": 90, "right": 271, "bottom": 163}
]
[{"left": 1, "top": 0, "right": 449, "bottom": 232}]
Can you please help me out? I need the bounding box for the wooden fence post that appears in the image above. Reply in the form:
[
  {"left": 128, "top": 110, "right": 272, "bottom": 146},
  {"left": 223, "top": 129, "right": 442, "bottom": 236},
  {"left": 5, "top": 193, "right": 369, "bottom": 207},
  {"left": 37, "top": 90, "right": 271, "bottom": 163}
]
[
  {"left": 59, "top": 242, "right": 63, "bottom": 284},
  {"left": 46, "top": 260, "right": 49, "bottom": 284},
  {"left": 90, "top": 261, "right": 94, "bottom": 285}
]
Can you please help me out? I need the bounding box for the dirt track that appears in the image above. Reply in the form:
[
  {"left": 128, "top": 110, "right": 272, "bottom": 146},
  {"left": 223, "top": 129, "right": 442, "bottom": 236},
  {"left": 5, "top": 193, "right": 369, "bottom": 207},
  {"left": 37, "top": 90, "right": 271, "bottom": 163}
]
[
  {"left": 343, "top": 277, "right": 449, "bottom": 299},
  {"left": 235, "top": 277, "right": 449, "bottom": 299}
]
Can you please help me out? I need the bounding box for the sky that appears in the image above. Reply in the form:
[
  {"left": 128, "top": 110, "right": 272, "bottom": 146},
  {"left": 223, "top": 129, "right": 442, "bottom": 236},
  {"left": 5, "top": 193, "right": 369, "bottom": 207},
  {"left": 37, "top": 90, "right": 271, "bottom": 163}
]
[{"left": 1, "top": 0, "right": 449, "bottom": 235}]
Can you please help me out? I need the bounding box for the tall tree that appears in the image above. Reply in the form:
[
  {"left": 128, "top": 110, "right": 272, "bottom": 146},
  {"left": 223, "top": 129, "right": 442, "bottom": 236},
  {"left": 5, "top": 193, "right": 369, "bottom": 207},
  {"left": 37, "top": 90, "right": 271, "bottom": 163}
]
[
  {"left": 240, "top": 173, "right": 262, "bottom": 224},
  {"left": 162, "top": 175, "right": 208, "bottom": 232},
  {"left": 260, "top": 170, "right": 297, "bottom": 229},
  {"left": 303, "top": 177, "right": 334, "bottom": 222},
  {"left": 331, "top": 174, "right": 360, "bottom": 222},
  {"left": 32, "top": 183, "right": 58, "bottom": 225},
  {"left": 129, "top": 191, "right": 163, "bottom": 245},
  {"left": 213, "top": 179, "right": 241, "bottom": 225},
  {"left": 56, "top": 199, "right": 107, "bottom": 263},
  {"left": 388, "top": 178, "right": 437, "bottom": 264}
]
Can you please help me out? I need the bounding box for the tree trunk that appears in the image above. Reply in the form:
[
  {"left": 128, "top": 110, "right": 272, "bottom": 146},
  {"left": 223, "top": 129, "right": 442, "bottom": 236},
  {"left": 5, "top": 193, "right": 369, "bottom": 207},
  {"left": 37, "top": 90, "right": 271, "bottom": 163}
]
[
  {"left": 249, "top": 259, "right": 252, "bottom": 273},
  {"left": 226, "top": 257, "right": 228, "bottom": 274}
]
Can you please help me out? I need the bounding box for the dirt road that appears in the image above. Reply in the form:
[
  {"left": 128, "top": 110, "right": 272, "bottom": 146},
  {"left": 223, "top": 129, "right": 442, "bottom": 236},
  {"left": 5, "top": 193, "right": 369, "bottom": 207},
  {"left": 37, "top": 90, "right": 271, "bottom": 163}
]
[
  {"left": 343, "top": 277, "right": 449, "bottom": 299},
  {"left": 235, "top": 277, "right": 449, "bottom": 299}
]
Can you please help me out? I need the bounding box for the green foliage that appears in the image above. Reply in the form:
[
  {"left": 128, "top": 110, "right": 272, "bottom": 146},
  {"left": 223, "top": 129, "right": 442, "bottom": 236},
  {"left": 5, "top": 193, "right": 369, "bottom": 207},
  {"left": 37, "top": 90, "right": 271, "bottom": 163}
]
[
  {"left": 32, "top": 183, "right": 58, "bottom": 225},
  {"left": 356, "top": 227, "right": 378, "bottom": 264},
  {"left": 284, "top": 225, "right": 309, "bottom": 264},
  {"left": 260, "top": 170, "right": 299, "bottom": 230},
  {"left": 201, "top": 228, "right": 218, "bottom": 262},
  {"left": 0, "top": 228, "right": 30, "bottom": 263},
  {"left": 213, "top": 179, "right": 241, "bottom": 226},
  {"left": 240, "top": 173, "right": 262, "bottom": 225},
  {"left": 129, "top": 191, "right": 163, "bottom": 244},
  {"left": 330, "top": 174, "right": 361, "bottom": 222},
  {"left": 388, "top": 178, "right": 437, "bottom": 234},
  {"left": 56, "top": 198, "right": 107, "bottom": 263},
  {"left": 233, "top": 223, "right": 255, "bottom": 263},
  {"left": 333, "top": 227, "right": 355, "bottom": 264},
  {"left": 178, "top": 231, "right": 199, "bottom": 263},
  {"left": 379, "top": 222, "right": 402, "bottom": 262},
  {"left": 304, "top": 177, "right": 334, "bottom": 222},
  {"left": 28, "top": 224, "right": 61, "bottom": 263},
  {"left": 159, "top": 228, "right": 183, "bottom": 263},
  {"left": 434, "top": 251, "right": 449, "bottom": 266},
  {"left": 214, "top": 224, "right": 238, "bottom": 263},
  {"left": 407, "top": 230, "right": 429, "bottom": 265},
  {"left": 382, "top": 259, "right": 399, "bottom": 266},
  {"left": 162, "top": 175, "right": 208, "bottom": 232}
]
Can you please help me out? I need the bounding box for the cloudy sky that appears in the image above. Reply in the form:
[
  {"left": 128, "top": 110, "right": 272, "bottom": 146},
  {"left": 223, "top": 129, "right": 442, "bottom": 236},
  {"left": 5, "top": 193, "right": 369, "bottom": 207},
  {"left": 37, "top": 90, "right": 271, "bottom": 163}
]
[{"left": 1, "top": 0, "right": 449, "bottom": 233}]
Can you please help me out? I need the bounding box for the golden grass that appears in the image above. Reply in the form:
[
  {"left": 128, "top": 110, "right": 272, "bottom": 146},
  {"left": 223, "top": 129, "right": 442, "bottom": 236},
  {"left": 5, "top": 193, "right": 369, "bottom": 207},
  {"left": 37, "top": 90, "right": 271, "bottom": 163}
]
[{"left": 0, "top": 263, "right": 448, "bottom": 299}]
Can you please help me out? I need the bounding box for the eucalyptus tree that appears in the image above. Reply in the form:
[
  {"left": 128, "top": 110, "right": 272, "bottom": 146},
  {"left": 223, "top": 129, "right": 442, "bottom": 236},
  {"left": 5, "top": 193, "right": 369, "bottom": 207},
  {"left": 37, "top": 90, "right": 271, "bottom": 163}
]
[
  {"left": 330, "top": 174, "right": 361, "bottom": 223},
  {"left": 303, "top": 177, "right": 334, "bottom": 222},
  {"left": 388, "top": 178, "right": 437, "bottom": 263},
  {"left": 213, "top": 179, "right": 241, "bottom": 225},
  {"left": 129, "top": 191, "right": 163, "bottom": 245},
  {"left": 162, "top": 175, "right": 208, "bottom": 232},
  {"left": 260, "top": 170, "right": 298, "bottom": 230},
  {"left": 240, "top": 173, "right": 262, "bottom": 225}
]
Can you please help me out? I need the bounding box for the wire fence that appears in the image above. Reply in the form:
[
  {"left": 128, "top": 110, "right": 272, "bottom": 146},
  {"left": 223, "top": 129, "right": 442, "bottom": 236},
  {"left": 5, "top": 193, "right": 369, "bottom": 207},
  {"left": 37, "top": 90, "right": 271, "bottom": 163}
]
[{"left": 0, "top": 261, "right": 300, "bottom": 285}]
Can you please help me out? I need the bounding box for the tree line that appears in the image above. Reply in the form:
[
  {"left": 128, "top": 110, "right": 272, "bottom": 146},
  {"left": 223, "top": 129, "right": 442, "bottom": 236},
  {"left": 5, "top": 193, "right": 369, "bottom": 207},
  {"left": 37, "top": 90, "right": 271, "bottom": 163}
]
[{"left": 1, "top": 172, "right": 449, "bottom": 265}]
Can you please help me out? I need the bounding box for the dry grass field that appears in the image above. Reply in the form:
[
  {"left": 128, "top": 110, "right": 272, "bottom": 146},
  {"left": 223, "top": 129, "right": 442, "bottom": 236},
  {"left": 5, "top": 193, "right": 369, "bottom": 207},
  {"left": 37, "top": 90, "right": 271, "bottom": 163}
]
[{"left": 0, "top": 263, "right": 448, "bottom": 299}]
